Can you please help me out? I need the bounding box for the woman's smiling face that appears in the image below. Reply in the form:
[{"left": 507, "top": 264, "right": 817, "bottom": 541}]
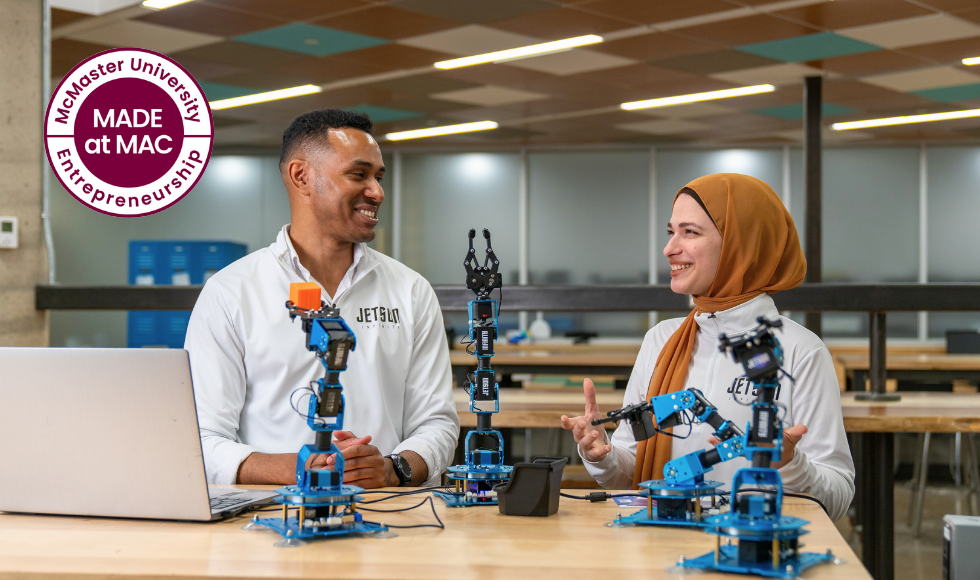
[{"left": 664, "top": 193, "right": 723, "bottom": 296}]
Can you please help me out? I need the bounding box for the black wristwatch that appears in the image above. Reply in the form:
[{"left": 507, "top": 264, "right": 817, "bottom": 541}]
[{"left": 387, "top": 453, "right": 412, "bottom": 486}]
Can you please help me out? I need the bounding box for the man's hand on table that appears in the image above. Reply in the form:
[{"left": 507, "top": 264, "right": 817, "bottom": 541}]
[
  {"left": 237, "top": 431, "right": 428, "bottom": 487},
  {"left": 560, "top": 378, "right": 611, "bottom": 462}
]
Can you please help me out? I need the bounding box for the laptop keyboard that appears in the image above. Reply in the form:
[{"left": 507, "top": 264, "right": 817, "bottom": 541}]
[{"left": 209, "top": 494, "right": 247, "bottom": 511}]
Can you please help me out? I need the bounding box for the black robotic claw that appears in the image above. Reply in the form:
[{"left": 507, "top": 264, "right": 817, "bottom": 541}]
[{"left": 464, "top": 228, "right": 501, "bottom": 298}]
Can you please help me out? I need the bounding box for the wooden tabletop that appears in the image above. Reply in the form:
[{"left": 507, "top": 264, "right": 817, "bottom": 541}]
[
  {"left": 0, "top": 487, "right": 867, "bottom": 580},
  {"left": 449, "top": 350, "right": 638, "bottom": 367},
  {"left": 837, "top": 353, "right": 980, "bottom": 372},
  {"left": 455, "top": 390, "right": 980, "bottom": 433}
]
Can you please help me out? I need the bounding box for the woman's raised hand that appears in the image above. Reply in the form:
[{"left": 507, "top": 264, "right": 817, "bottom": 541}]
[{"left": 560, "top": 378, "right": 612, "bottom": 462}]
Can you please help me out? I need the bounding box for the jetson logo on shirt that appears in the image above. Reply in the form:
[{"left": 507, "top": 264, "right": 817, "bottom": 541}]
[
  {"left": 728, "top": 376, "right": 782, "bottom": 405},
  {"left": 355, "top": 306, "right": 400, "bottom": 329}
]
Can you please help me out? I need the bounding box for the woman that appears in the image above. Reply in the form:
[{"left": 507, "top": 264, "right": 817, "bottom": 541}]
[{"left": 560, "top": 173, "right": 854, "bottom": 521}]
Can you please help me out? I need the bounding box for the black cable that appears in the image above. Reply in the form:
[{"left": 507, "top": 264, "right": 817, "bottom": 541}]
[
  {"left": 358, "top": 486, "right": 444, "bottom": 504},
  {"left": 734, "top": 487, "right": 828, "bottom": 515},
  {"left": 559, "top": 492, "right": 642, "bottom": 502},
  {"left": 361, "top": 495, "right": 444, "bottom": 530}
]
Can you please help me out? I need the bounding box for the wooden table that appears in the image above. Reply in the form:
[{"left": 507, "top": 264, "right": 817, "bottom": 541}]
[
  {"left": 838, "top": 354, "right": 980, "bottom": 390},
  {"left": 454, "top": 390, "right": 980, "bottom": 432},
  {"left": 449, "top": 350, "right": 636, "bottom": 388},
  {"left": 0, "top": 487, "right": 868, "bottom": 579},
  {"left": 455, "top": 389, "right": 980, "bottom": 580}
]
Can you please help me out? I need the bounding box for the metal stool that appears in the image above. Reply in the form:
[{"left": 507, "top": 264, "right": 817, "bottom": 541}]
[{"left": 908, "top": 432, "right": 980, "bottom": 537}]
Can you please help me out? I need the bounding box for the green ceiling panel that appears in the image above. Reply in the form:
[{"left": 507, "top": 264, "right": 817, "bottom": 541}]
[
  {"left": 198, "top": 81, "right": 256, "bottom": 102},
  {"left": 345, "top": 104, "right": 422, "bottom": 124},
  {"left": 235, "top": 23, "right": 387, "bottom": 57},
  {"left": 737, "top": 32, "right": 881, "bottom": 63},
  {"left": 912, "top": 83, "right": 980, "bottom": 103},
  {"left": 752, "top": 103, "right": 857, "bottom": 120}
]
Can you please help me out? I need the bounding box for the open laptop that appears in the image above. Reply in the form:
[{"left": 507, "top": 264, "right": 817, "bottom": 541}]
[{"left": 0, "top": 347, "right": 276, "bottom": 521}]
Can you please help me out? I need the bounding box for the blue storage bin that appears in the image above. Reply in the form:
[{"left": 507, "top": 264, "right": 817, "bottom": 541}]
[{"left": 128, "top": 240, "right": 246, "bottom": 348}]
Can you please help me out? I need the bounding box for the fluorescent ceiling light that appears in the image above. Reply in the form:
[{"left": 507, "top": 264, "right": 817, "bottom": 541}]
[
  {"left": 621, "top": 85, "right": 775, "bottom": 110},
  {"left": 434, "top": 35, "right": 603, "bottom": 70},
  {"left": 385, "top": 121, "right": 498, "bottom": 141},
  {"left": 209, "top": 85, "right": 322, "bottom": 110},
  {"left": 832, "top": 108, "right": 980, "bottom": 130},
  {"left": 142, "top": 0, "right": 194, "bottom": 8},
  {"left": 963, "top": 56, "right": 980, "bottom": 66}
]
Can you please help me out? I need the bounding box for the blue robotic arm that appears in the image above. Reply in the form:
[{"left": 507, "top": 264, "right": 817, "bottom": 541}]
[{"left": 594, "top": 388, "right": 745, "bottom": 485}]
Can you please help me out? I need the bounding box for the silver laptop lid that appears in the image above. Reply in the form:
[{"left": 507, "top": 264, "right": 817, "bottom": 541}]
[{"left": 0, "top": 348, "right": 212, "bottom": 521}]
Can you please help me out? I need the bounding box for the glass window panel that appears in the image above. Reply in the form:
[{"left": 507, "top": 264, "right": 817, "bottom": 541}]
[
  {"left": 927, "top": 146, "right": 980, "bottom": 282},
  {"left": 528, "top": 150, "right": 649, "bottom": 285},
  {"left": 400, "top": 153, "right": 520, "bottom": 285}
]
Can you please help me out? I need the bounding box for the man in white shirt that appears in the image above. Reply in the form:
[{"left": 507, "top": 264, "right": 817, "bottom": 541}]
[{"left": 185, "top": 109, "right": 459, "bottom": 488}]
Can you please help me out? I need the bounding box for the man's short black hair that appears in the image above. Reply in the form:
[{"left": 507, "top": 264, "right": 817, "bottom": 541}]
[{"left": 279, "top": 109, "right": 373, "bottom": 168}]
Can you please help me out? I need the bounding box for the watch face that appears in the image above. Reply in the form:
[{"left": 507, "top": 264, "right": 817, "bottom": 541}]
[{"left": 393, "top": 454, "right": 411, "bottom": 484}]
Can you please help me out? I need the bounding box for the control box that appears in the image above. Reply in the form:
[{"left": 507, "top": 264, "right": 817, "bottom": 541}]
[
  {"left": 943, "top": 515, "right": 980, "bottom": 579},
  {"left": 0, "top": 217, "right": 17, "bottom": 249}
]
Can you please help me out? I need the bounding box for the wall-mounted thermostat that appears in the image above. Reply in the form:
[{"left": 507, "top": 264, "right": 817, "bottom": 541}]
[{"left": 0, "top": 217, "right": 18, "bottom": 249}]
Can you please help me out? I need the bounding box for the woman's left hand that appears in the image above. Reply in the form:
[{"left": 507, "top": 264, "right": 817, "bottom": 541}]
[
  {"left": 706, "top": 423, "right": 808, "bottom": 468},
  {"left": 770, "top": 424, "right": 808, "bottom": 469}
]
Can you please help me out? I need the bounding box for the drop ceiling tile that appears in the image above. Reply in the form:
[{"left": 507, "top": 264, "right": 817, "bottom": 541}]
[
  {"left": 383, "top": 96, "right": 476, "bottom": 114},
  {"left": 710, "top": 63, "right": 827, "bottom": 86},
  {"left": 398, "top": 25, "right": 538, "bottom": 55},
  {"left": 488, "top": 7, "right": 630, "bottom": 40},
  {"left": 51, "top": 38, "right": 114, "bottom": 77},
  {"left": 632, "top": 102, "right": 734, "bottom": 119},
  {"left": 912, "top": 82, "right": 980, "bottom": 102},
  {"left": 273, "top": 54, "right": 391, "bottom": 84},
  {"left": 957, "top": 9, "right": 980, "bottom": 26},
  {"left": 838, "top": 14, "right": 980, "bottom": 49},
  {"left": 314, "top": 6, "right": 462, "bottom": 40},
  {"left": 653, "top": 50, "right": 780, "bottom": 75},
  {"left": 673, "top": 14, "right": 820, "bottom": 47},
  {"left": 775, "top": 128, "right": 874, "bottom": 142},
  {"left": 595, "top": 32, "right": 717, "bottom": 61},
  {"left": 437, "top": 62, "right": 552, "bottom": 87},
  {"left": 212, "top": 116, "right": 255, "bottom": 129},
  {"left": 616, "top": 119, "right": 712, "bottom": 135},
  {"left": 209, "top": 68, "right": 322, "bottom": 90},
  {"left": 137, "top": 3, "right": 283, "bottom": 37},
  {"left": 198, "top": 81, "right": 257, "bottom": 101},
  {"left": 235, "top": 23, "right": 388, "bottom": 57},
  {"left": 580, "top": 0, "right": 740, "bottom": 25},
  {"left": 339, "top": 44, "right": 454, "bottom": 71},
  {"left": 205, "top": 0, "right": 372, "bottom": 21},
  {"left": 431, "top": 85, "right": 549, "bottom": 106},
  {"left": 344, "top": 104, "right": 423, "bottom": 123},
  {"left": 363, "top": 74, "right": 482, "bottom": 97},
  {"left": 751, "top": 102, "right": 856, "bottom": 119},
  {"left": 811, "top": 49, "right": 933, "bottom": 76},
  {"left": 738, "top": 32, "right": 881, "bottom": 63},
  {"left": 774, "top": 0, "right": 934, "bottom": 30},
  {"left": 391, "top": 0, "right": 555, "bottom": 24},
  {"left": 912, "top": 0, "right": 980, "bottom": 12},
  {"left": 67, "top": 20, "right": 221, "bottom": 53},
  {"left": 901, "top": 37, "right": 980, "bottom": 64},
  {"left": 503, "top": 48, "right": 635, "bottom": 75},
  {"left": 170, "top": 41, "right": 308, "bottom": 69},
  {"left": 166, "top": 56, "right": 246, "bottom": 81},
  {"left": 567, "top": 64, "right": 699, "bottom": 89},
  {"left": 617, "top": 78, "right": 741, "bottom": 104},
  {"left": 52, "top": 8, "right": 91, "bottom": 28},
  {"left": 823, "top": 79, "right": 942, "bottom": 110},
  {"left": 860, "top": 65, "right": 980, "bottom": 91}
]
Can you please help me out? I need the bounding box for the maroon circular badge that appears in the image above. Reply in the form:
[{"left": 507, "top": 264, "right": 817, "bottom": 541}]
[{"left": 44, "top": 48, "right": 213, "bottom": 217}]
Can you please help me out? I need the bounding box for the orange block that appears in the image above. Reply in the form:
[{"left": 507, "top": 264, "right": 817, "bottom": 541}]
[{"left": 290, "top": 282, "right": 322, "bottom": 310}]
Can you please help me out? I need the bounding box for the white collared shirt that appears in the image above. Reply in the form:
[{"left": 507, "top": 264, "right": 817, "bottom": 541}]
[
  {"left": 185, "top": 225, "right": 460, "bottom": 486},
  {"left": 582, "top": 294, "right": 855, "bottom": 521}
]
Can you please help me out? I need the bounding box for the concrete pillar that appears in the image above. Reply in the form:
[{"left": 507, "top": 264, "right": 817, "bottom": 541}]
[{"left": 0, "top": 0, "right": 48, "bottom": 346}]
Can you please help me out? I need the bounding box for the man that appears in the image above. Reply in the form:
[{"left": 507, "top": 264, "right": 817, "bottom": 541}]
[{"left": 185, "top": 109, "right": 458, "bottom": 488}]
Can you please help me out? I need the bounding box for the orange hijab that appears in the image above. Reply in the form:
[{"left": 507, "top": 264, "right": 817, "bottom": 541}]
[{"left": 631, "top": 173, "right": 806, "bottom": 488}]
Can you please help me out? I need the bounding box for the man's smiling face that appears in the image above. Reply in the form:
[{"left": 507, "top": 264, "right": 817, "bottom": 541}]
[{"left": 308, "top": 127, "right": 385, "bottom": 244}]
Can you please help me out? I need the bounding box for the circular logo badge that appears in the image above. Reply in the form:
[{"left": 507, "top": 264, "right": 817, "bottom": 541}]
[{"left": 44, "top": 48, "right": 213, "bottom": 217}]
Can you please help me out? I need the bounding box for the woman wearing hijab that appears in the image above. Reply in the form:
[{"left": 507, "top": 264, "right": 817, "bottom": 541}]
[{"left": 560, "top": 173, "right": 854, "bottom": 521}]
